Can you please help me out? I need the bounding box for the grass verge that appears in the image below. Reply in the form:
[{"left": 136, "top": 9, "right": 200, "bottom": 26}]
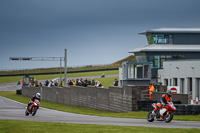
[
  {"left": 0, "top": 91, "right": 200, "bottom": 121},
  {"left": 0, "top": 120, "right": 199, "bottom": 133}
]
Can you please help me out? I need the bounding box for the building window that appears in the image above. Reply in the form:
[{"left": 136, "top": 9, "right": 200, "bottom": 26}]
[
  {"left": 147, "top": 55, "right": 160, "bottom": 68},
  {"left": 128, "top": 64, "right": 134, "bottom": 78},
  {"left": 147, "top": 55, "right": 185, "bottom": 69},
  {"left": 164, "top": 79, "right": 168, "bottom": 86},
  {"left": 180, "top": 78, "right": 185, "bottom": 94},
  {"left": 136, "top": 64, "right": 143, "bottom": 78},
  {"left": 173, "top": 78, "right": 177, "bottom": 86},
  {"left": 144, "top": 65, "right": 150, "bottom": 78},
  {"left": 188, "top": 78, "right": 193, "bottom": 92},
  {"left": 152, "top": 34, "right": 173, "bottom": 44}
]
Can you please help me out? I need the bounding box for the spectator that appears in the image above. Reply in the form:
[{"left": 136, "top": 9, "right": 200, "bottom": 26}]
[
  {"left": 48, "top": 80, "right": 52, "bottom": 87},
  {"left": 101, "top": 73, "right": 105, "bottom": 78},
  {"left": 113, "top": 79, "right": 119, "bottom": 86},
  {"left": 54, "top": 81, "right": 58, "bottom": 86},
  {"left": 76, "top": 79, "right": 79, "bottom": 86},
  {"left": 91, "top": 78, "right": 95, "bottom": 86},
  {"left": 68, "top": 80, "right": 73, "bottom": 86},
  {"left": 39, "top": 82, "right": 42, "bottom": 87},
  {"left": 45, "top": 80, "right": 49, "bottom": 86},
  {"left": 95, "top": 80, "right": 103, "bottom": 87},
  {"left": 72, "top": 79, "right": 76, "bottom": 85},
  {"left": 28, "top": 82, "right": 32, "bottom": 87},
  {"left": 35, "top": 80, "right": 39, "bottom": 87}
]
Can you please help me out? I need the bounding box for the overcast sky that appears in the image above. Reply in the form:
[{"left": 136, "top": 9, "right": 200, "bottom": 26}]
[{"left": 1, "top": 0, "right": 200, "bottom": 70}]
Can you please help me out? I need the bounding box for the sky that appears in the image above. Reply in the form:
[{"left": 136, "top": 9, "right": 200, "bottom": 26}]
[{"left": 1, "top": 0, "right": 200, "bottom": 70}]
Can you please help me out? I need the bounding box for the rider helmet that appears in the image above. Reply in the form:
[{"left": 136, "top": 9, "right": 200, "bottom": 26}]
[
  {"left": 166, "top": 90, "right": 172, "bottom": 97},
  {"left": 36, "top": 93, "right": 41, "bottom": 98}
]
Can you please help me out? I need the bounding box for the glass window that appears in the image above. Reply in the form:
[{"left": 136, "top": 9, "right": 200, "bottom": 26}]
[
  {"left": 128, "top": 64, "right": 134, "bottom": 78},
  {"left": 153, "top": 34, "right": 173, "bottom": 44},
  {"left": 144, "top": 65, "right": 150, "bottom": 78},
  {"left": 160, "top": 55, "right": 166, "bottom": 68},
  {"left": 146, "top": 34, "right": 154, "bottom": 44},
  {"left": 136, "top": 65, "right": 143, "bottom": 78}
]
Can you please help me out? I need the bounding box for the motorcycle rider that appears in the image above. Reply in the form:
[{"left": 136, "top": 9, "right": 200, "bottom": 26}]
[
  {"left": 153, "top": 90, "right": 172, "bottom": 117},
  {"left": 27, "top": 93, "right": 41, "bottom": 112}
]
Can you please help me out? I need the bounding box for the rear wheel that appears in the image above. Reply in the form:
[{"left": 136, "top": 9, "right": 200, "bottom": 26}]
[
  {"left": 164, "top": 112, "right": 174, "bottom": 123},
  {"left": 32, "top": 107, "right": 38, "bottom": 116},
  {"left": 25, "top": 109, "right": 29, "bottom": 116},
  {"left": 147, "top": 111, "right": 154, "bottom": 122}
]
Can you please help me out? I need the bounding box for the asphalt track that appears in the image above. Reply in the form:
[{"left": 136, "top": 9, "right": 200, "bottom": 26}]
[{"left": 0, "top": 96, "right": 200, "bottom": 129}]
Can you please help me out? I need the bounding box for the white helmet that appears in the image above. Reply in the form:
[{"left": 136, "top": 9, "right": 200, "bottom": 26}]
[{"left": 36, "top": 93, "right": 41, "bottom": 98}]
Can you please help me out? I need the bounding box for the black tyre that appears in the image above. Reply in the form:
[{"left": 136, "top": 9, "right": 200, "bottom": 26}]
[
  {"left": 147, "top": 111, "right": 154, "bottom": 122},
  {"left": 25, "top": 109, "right": 29, "bottom": 116},
  {"left": 164, "top": 112, "right": 174, "bottom": 123},
  {"left": 32, "top": 107, "right": 38, "bottom": 116}
]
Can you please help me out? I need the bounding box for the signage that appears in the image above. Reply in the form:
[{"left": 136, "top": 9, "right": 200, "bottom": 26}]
[{"left": 167, "top": 86, "right": 180, "bottom": 94}]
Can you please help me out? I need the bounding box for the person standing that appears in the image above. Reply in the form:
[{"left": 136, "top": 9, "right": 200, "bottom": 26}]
[{"left": 149, "top": 83, "right": 155, "bottom": 99}]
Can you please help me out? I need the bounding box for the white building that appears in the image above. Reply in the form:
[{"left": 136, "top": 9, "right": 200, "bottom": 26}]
[{"left": 158, "top": 60, "right": 200, "bottom": 100}]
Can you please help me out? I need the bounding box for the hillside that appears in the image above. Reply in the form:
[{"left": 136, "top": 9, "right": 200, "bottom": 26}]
[
  {"left": 111, "top": 55, "right": 136, "bottom": 65},
  {"left": 0, "top": 55, "right": 136, "bottom": 75}
]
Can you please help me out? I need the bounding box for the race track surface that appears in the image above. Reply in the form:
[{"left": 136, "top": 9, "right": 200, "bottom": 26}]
[{"left": 0, "top": 96, "right": 200, "bottom": 129}]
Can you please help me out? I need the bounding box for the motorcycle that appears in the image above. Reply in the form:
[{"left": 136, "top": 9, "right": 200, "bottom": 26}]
[
  {"left": 25, "top": 99, "right": 40, "bottom": 116},
  {"left": 147, "top": 102, "right": 176, "bottom": 123}
]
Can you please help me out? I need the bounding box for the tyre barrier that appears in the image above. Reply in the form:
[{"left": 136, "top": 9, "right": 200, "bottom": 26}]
[{"left": 137, "top": 100, "right": 200, "bottom": 115}]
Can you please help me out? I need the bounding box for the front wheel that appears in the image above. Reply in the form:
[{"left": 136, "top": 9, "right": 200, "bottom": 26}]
[
  {"left": 164, "top": 112, "right": 174, "bottom": 123},
  {"left": 32, "top": 107, "right": 38, "bottom": 116},
  {"left": 147, "top": 111, "right": 154, "bottom": 122},
  {"left": 25, "top": 109, "right": 29, "bottom": 116}
]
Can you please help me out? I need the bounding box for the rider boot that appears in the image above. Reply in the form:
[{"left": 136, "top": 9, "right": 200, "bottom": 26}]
[{"left": 27, "top": 102, "right": 32, "bottom": 112}]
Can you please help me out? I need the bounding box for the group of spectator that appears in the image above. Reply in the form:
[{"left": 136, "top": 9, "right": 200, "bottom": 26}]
[
  {"left": 28, "top": 80, "right": 42, "bottom": 87},
  {"left": 44, "top": 80, "right": 58, "bottom": 87},
  {"left": 27, "top": 77, "right": 119, "bottom": 88},
  {"left": 67, "top": 78, "right": 104, "bottom": 87}
]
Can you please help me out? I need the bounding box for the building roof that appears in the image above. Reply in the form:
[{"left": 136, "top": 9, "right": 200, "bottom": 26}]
[
  {"left": 139, "top": 28, "right": 200, "bottom": 34},
  {"left": 129, "top": 44, "right": 200, "bottom": 53}
]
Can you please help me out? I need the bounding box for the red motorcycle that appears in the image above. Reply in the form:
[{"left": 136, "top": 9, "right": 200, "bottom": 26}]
[
  {"left": 147, "top": 102, "right": 176, "bottom": 123},
  {"left": 25, "top": 99, "right": 40, "bottom": 116}
]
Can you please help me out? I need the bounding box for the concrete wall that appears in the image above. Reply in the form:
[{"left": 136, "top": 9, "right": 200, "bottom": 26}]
[
  {"left": 22, "top": 85, "right": 136, "bottom": 112},
  {"left": 152, "top": 92, "right": 188, "bottom": 104},
  {"left": 22, "top": 85, "right": 187, "bottom": 112}
]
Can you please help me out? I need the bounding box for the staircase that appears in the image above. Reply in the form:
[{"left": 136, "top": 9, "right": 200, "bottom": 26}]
[{"left": 141, "top": 90, "right": 150, "bottom": 100}]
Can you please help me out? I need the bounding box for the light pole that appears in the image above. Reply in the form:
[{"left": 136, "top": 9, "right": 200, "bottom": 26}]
[{"left": 64, "top": 49, "right": 67, "bottom": 86}]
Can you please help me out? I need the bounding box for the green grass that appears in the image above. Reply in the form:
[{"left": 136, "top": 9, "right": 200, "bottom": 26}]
[
  {"left": 95, "top": 77, "right": 118, "bottom": 87},
  {"left": 0, "top": 120, "right": 199, "bottom": 133},
  {"left": 0, "top": 91, "right": 200, "bottom": 121},
  {"left": 0, "top": 70, "right": 118, "bottom": 84},
  {"left": 0, "top": 64, "right": 120, "bottom": 75}
]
